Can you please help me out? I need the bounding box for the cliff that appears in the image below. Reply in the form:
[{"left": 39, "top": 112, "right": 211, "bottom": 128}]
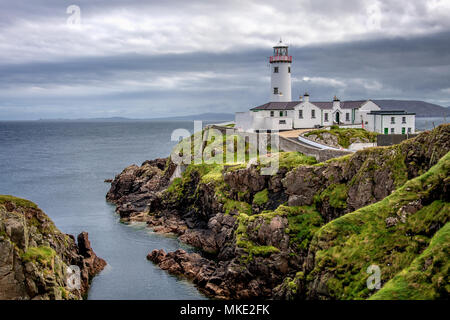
[
  {"left": 0, "top": 196, "right": 106, "bottom": 300},
  {"left": 107, "top": 124, "right": 450, "bottom": 299}
]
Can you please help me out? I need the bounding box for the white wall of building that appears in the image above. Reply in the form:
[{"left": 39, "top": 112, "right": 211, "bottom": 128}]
[
  {"left": 236, "top": 101, "right": 415, "bottom": 134},
  {"left": 235, "top": 110, "right": 293, "bottom": 131},
  {"left": 235, "top": 112, "right": 254, "bottom": 132},
  {"left": 367, "top": 114, "right": 415, "bottom": 134},
  {"left": 331, "top": 101, "right": 353, "bottom": 125},
  {"left": 293, "top": 102, "right": 321, "bottom": 128},
  {"left": 321, "top": 110, "right": 333, "bottom": 127},
  {"left": 356, "top": 101, "right": 381, "bottom": 127}
]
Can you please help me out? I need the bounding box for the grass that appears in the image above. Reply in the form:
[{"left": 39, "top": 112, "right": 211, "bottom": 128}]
[
  {"left": 235, "top": 205, "right": 323, "bottom": 263},
  {"left": 0, "top": 195, "right": 38, "bottom": 209},
  {"left": 199, "top": 164, "right": 224, "bottom": 184},
  {"left": 235, "top": 213, "right": 280, "bottom": 262},
  {"left": 306, "top": 151, "right": 450, "bottom": 300},
  {"left": 253, "top": 189, "right": 269, "bottom": 206},
  {"left": 370, "top": 221, "right": 450, "bottom": 300},
  {"left": 305, "top": 128, "right": 378, "bottom": 149},
  {"left": 259, "top": 152, "right": 317, "bottom": 171},
  {"left": 223, "top": 198, "right": 252, "bottom": 215},
  {"left": 317, "top": 183, "right": 348, "bottom": 209},
  {"left": 22, "top": 246, "right": 56, "bottom": 265},
  {"left": 285, "top": 206, "right": 324, "bottom": 251}
]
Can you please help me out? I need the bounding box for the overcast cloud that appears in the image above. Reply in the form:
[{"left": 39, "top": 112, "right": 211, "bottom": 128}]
[{"left": 0, "top": 0, "right": 449, "bottom": 119}]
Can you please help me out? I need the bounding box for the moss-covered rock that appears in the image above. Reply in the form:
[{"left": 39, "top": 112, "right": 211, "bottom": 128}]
[
  {"left": 109, "top": 124, "right": 450, "bottom": 300},
  {"left": 253, "top": 189, "right": 269, "bottom": 206},
  {"left": 305, "top": 151, "right": 450, "bottom": 300},
  {"left": 305, "top": 128, "right": 378, "bottom": 149},
  {"left": 370, "top": 221, "right": 449, "bottom": 300},
  {"left": 0, "top": 196, "right": 106, "bottom": 300}
]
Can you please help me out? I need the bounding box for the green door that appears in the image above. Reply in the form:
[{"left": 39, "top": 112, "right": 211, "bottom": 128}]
[
  {"left": 384, "top": 128, "right": 388, "bottom": 134},
  {"left": 402, "top": 127, "right": 406, "bottom": 134}
]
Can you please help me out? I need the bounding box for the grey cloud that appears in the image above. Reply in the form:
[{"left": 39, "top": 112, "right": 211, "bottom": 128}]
[{"left": 0, "top": 0, "right": 449, "bottom": 119}]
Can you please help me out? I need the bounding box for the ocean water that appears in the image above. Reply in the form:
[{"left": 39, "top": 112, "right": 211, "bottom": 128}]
[{"left": 0, "top": 120, "right": 207, "bottom": 300}]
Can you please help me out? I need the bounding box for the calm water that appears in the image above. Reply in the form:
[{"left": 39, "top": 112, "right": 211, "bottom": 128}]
[{"left": 0, "top": 120, "right": 207, "bottom": 300}]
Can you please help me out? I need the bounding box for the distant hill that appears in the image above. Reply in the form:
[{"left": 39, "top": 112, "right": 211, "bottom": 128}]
[
  {"left": 35, "top": 113, "right": 235, "bottom": 122},
  {"left": 373, "top": 100, "right": 450, "bottom": 117},
  {"left": 151, "top": 113, "right": 235, "bottom": 121}
]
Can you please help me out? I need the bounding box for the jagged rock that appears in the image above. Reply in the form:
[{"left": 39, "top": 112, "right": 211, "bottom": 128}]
[
  {"left": 224, "top": 165, "right": 267, "bottom": 195},
  {"left": 0, "top": 196, "right": 106, "bottom": 300},
  {"left": 109, "top": 124, "right": 450, "bottom": 300},
  {"left": 77, "top": 232, "right": 107, "bottom": 278},
  {"left": 106, "top": 158, "right": 176, "bottom": 219}
]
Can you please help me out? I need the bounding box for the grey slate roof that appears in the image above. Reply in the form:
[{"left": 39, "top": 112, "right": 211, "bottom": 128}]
[
  {"left": 250, "top": 101, "right": 301, "bottom": 110},
  {"left": 368, "top": 110, "right": 416, "bottom": 115},
  {"left": 251, "top": 100, "right": 369, "bottom": 111},
  {"left": 340, "top": 100, "right": 368, "bottom": 109}
]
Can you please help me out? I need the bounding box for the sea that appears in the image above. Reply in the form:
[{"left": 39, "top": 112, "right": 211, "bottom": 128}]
[
  {"left": 0, "top": 120, "right": 208, "bottom": 300},
  {"left": 0, "top": 117, "right": 447, "bottom": 299}
]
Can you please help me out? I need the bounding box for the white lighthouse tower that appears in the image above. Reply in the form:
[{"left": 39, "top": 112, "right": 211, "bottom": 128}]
[{"left": 270, "top": 40, "right": 292, "bottom": 102}]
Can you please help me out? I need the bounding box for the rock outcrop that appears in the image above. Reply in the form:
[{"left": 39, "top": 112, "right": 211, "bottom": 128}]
[
  {"left": 0, "top": 196, "right": 106, "bottom": 300},
  {"left": 108, "top": 124, "right": 450, "bottom": 300},
  {"left": 106, "top": 158, "right": 176, "bottom": 220}
]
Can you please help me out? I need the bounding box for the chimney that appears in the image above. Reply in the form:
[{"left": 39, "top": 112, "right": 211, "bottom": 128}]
[
  {"left": 299, "top": 95, "right": 303, "bottom": 102},
  {"left": 304, "top": 92, "right": 310, "bottom": 102},
  {"left": 333, "top": 95, "right": 340, "bottom": 109}
]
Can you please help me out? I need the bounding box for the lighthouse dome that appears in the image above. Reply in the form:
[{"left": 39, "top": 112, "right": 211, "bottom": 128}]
[{"left": 273, "top": 39, "right": 288, "bottom": 48}]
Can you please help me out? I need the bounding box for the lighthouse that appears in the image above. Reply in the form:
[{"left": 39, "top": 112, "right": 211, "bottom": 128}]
[{"left": 270, "top": 40, "right": 292, "bottom": 102}]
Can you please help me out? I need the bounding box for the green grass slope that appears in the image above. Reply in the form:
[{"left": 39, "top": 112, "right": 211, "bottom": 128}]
[
  {"left": 306, "top": 151, "right": 449, "bottom": 300},
  {"left": 370, "top": 221, "right": 449, "bottom": 300}
]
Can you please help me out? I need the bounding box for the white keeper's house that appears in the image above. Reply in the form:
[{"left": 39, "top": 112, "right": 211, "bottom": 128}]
[{"left": 235, "top": 40, "right": 415, "bottom": 134}]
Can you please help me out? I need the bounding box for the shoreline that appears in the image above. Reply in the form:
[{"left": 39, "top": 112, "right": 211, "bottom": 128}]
[{"left": 105, "top": 124, "right": 450, "bottom": 300}]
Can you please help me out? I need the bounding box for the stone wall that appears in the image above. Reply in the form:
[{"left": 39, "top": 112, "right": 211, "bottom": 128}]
[
  {"left": 279, "top": 136, "right": 351, "bottom": 162},
  {"left": 377, "top": 134, "right": 418, "bottom": 146}
]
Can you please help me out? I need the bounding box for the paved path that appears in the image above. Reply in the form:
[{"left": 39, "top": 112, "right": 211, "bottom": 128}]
[{"left": 278, "top": 129, "right": 312, "bottom": 138}]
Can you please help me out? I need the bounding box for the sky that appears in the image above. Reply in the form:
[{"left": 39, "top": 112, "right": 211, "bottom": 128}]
[{"left": 0, "top": 0, "right": 450, "bottom": 120}]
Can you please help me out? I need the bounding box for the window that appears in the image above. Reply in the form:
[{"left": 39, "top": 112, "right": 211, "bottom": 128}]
[
  {"left": 279, "top": 111, "right": 284, "bottom": 117},
  {"left": 288, "top": 67, "right": 291, "bottom": 73},
  {"left": 270, "top": 111, "right": 274, "bottom": 117},
  {"left": 384, "top": 128, "right": 388, "bottom": 135},
  {"left": 279, "top": 120, "right": 286, "bottom": 124},
  {"left": 346, "top": 113, "right": 350, "bottom": 121},
  {"left": 311, "top": 110, "right": 316, "bottom": 119},
  {"left": 408, "top": 127, "right": 412, "bottom": 133},
  {"left": 299, "top": 110, "right": 303, "bottom": 119},
  {"left": 324, "top": 113, "right": 328, "bottom": 122},
  {"left": 273, "top": 87, "right": 278, "bottom": 94},
  {"left": 402, "top": 116, "right": 406, "bottom": 124},
  {"left": 391, "top": 128, "right": 395, "bottom": 134},
  {"left": 274, "top": 67, "right": 279, "bottom": 73},
  {"left": 402, "top": 127, "right": 406, "bottom": 134},
  {"left": 391, "top": 117, "right": 395, "bottom": 124}
]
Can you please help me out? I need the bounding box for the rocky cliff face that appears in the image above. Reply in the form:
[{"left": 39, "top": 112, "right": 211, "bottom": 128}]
[
  {"left": 106, "top": 158, "right": 176, "bottom": 220},
  {"left": 0, "top": 196, "right": 106, "bottom": 300},
  {"left": 107, "top": 124, "right": 450, "bottom": 300}
]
